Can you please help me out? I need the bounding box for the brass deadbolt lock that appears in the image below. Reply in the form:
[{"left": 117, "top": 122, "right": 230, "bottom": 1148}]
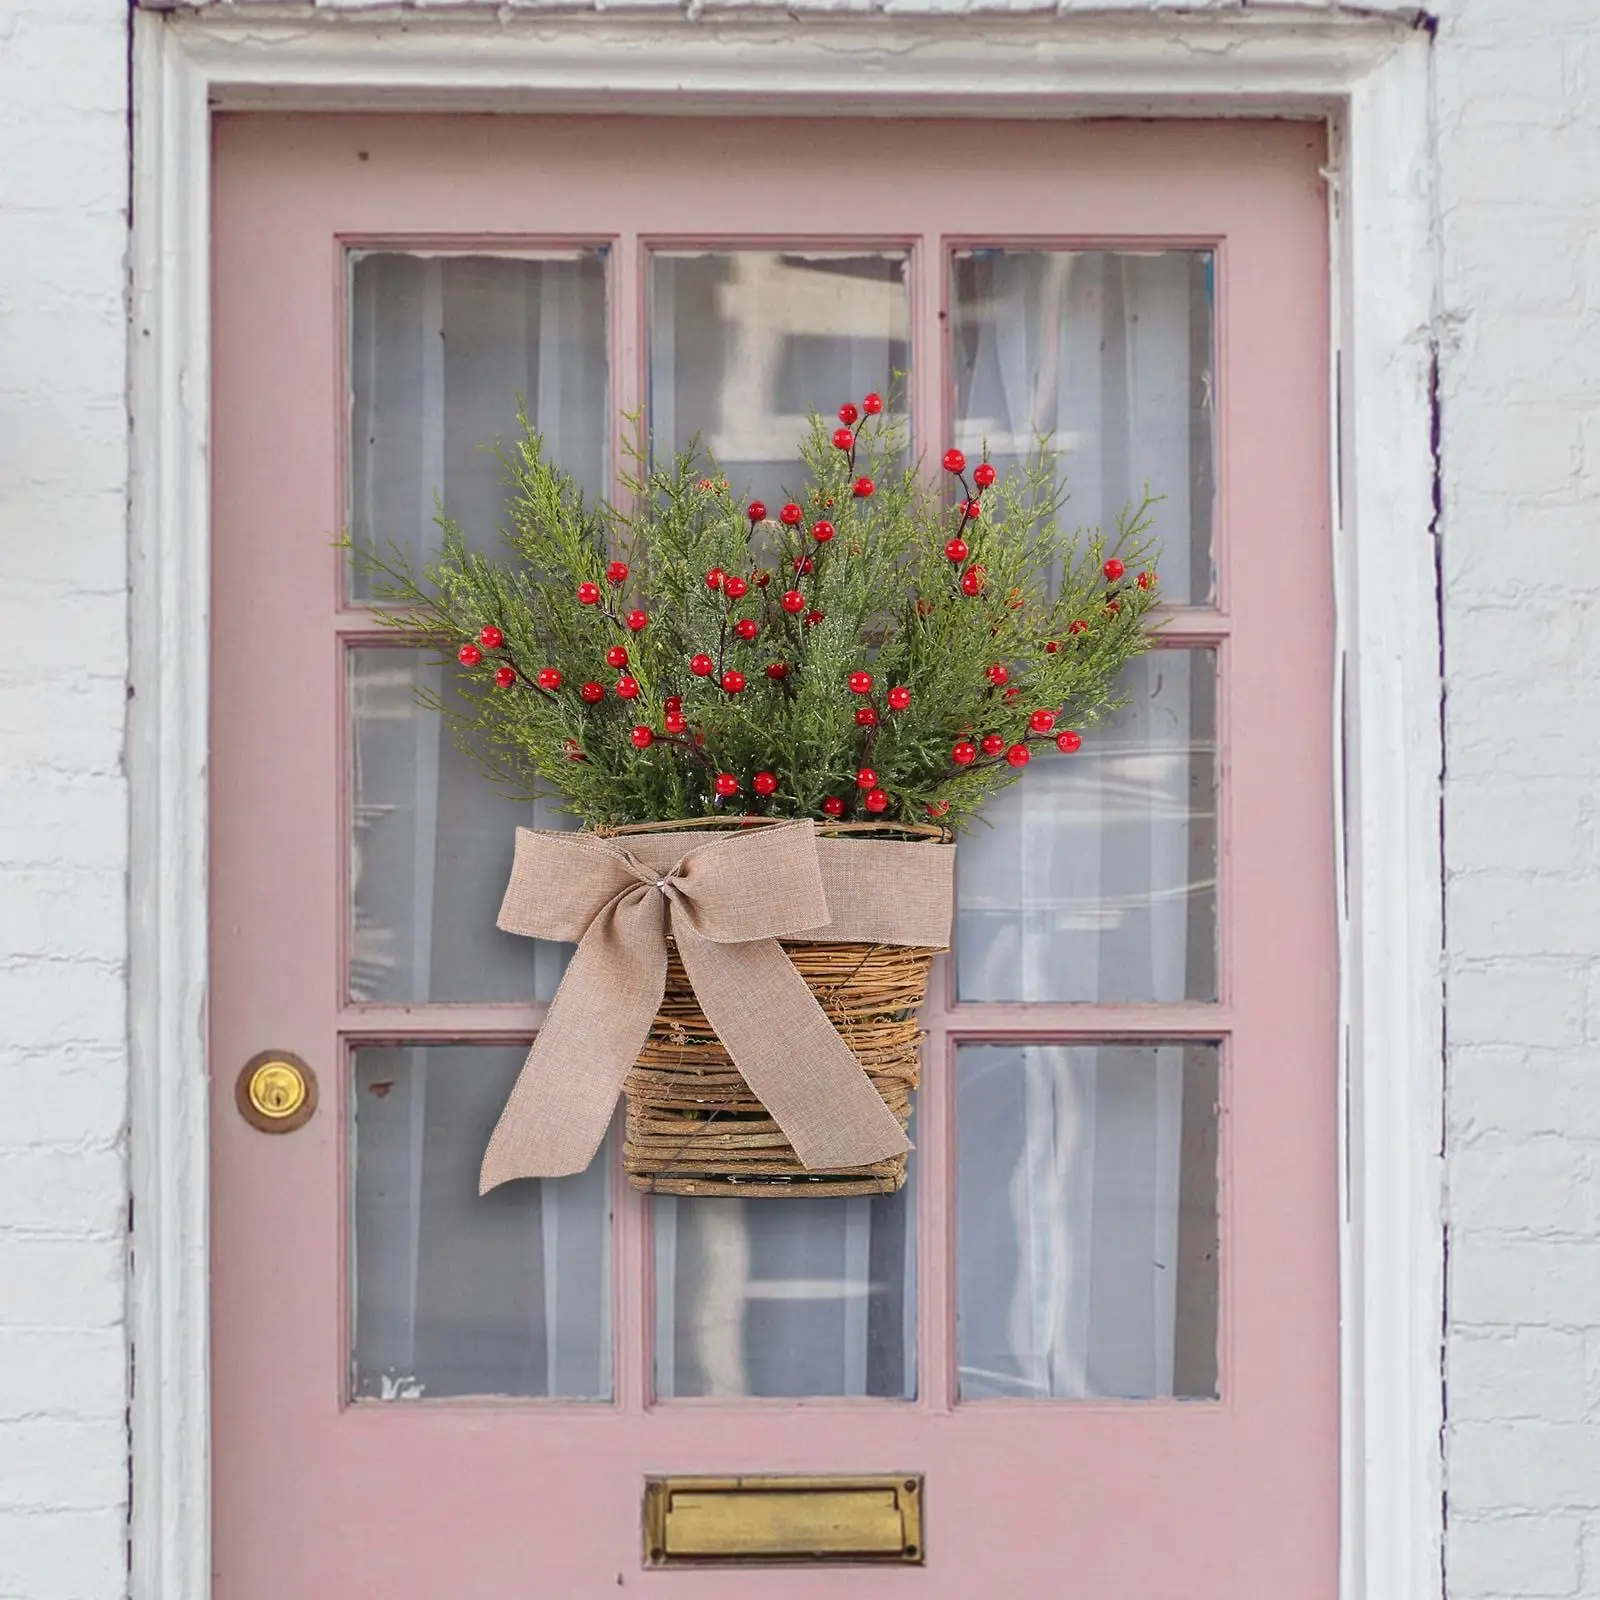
[{"left": 236, "top": 1051, "right": 318, "bottom": 1133}]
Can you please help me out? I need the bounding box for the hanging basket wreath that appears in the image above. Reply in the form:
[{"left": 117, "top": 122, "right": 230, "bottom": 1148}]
[{"left": 359, "top": 394, "right": 1161, "bottom": 1196}]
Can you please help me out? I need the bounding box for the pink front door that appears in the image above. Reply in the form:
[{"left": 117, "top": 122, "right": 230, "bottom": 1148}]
[{"left": 211, "top": 113, "right": 1335, "bottom": 1595}]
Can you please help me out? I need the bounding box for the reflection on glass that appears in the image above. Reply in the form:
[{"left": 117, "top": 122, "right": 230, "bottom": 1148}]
[
  {"left": 950, "top": 250, "right": 1216, "bottom": 604},
  {"left": 956, "top": 1041, "right": 1219, "bottom": 1402},
  {"left": 649, "top": 252, "right": 910, "bottom": 485},
  {"left": 653, "top": 1182, "right": 915, "bottom": 1400},
  {"left": 349, "top": 648, "right": 576, "bottom": 1004},
  {"left": 351, "top": 1044, "right": 612, "bottom": 1400},
  {"left": 348, "top": 251, "right": 608, "bottom": 600},
  {"left": 957, "top": 650, "right": 1218, "bottom": 1004}
]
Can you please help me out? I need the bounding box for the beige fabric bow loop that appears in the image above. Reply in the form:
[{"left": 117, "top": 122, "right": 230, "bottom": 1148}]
[{"left": 479, "top": 820, "right": 936, "bottom": 1194}]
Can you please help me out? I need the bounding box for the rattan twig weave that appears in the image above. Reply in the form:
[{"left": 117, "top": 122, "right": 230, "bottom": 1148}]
[{"left": 622, "top": 937, "right": 935, "bottom": 1197}]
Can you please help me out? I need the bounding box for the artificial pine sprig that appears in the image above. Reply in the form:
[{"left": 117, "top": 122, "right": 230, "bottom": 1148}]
[{"left": 354, "top": 393, "right": 1161, "bottom": 833}]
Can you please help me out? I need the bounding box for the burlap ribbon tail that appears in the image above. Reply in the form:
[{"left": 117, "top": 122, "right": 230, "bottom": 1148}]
[{"left": 479, "top": 820, "right": 954, "bottom": 1193}]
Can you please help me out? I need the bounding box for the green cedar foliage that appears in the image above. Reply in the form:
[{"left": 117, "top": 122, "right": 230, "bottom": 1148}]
[{"left": 355, "top": 403, "right": 1161, "bottom": 833}]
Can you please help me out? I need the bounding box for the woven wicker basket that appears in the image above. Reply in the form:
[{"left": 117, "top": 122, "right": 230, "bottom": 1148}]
[{"left": 611, "top": 817, "right": 946, "bottom": 1198}]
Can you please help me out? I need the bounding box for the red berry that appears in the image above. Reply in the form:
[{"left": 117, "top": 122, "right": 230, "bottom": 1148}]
[
  {"left": 1137, "top": 570, "right": 1156, "bottom": 591},
  {"left": 747, "top": 502, "right": 767, "bottom": 523},
  {"left": 1105, "top": 600, "right": 1122, "bottom": 616},
  {"left": 781, "top": 590, "right": 806, "bottom": 614},
  {"left": 838, "top": 403, "right": 859, "bottom": 426},
  {"left": 943, "top": 448, "right": 967, "bottom": 475},
  {"left": 1029, "top": 709, "right": 1056, "bottom": 733},
  {"left": 960, "top": 569, "right": 985, "bottom": 597},
  {"left": 804, "top": 610, "right": 825, "bottom": 628},
  {"left": 478, "top": 625, "right": 504, "bottom": 649},
  {"left": 576, "top": 582, "right": 601, "bottom": 605},
  {"left": 690, "top": 654, "right": 715, "bottom": 677},
  {"left": 861, "top": 393, "right": 883, "bottom": 416},
  {"left": 856, "top": 767, "right": 878, "bottom": 790},
  {"left": 962, "top": 499, "right": 981, "bottom": 521},
  {"left": 616, "top": 676, "right": 640, "bottom": 699},
  {"left": 1004, "top": 686, "right": 1022, "bottom": 702},
  {"left": 721, "top": 670, "right": 746, "bottom": 694},
  {"left": 779, "top": 503, "right": 803, "bottom": 526},
  {"left": 753, "top": 569, "right": 771, "bottom": 588},
  {"left": 926, "top": 801, "right": 950, "bottom": 819},
  {"left": 564, "top": 739, "right": 585, "bottom": 762},
  {"left": 714, "top": 773, "right": 740, "bottom": 797},
  {"left": 811, "top": 520, "right": 835, "bottom": 543},
  {"left": 536, "top": 667, "right": 562, "bottom": 690},
  {"left": 887, "top": 686, "right": 911, "bottom": 712},
  {"left": 1055, "top": 729, "right": 1083, "bottom": 754},
  {"left": 664, "top": 696, "right": 682, "bottom": 713},
  {"left": 863, "top": 788, "right": 890, "bottom": 814},
  {"left": 1068, "top": 620, "right": 1089, "bottom": 635},
  {"left": 822, "top": 796, "right": 847, "bottom": 818},
  {"left": 945, "top": 537, "right": 969, "bottom": 563},
  {"left": 856, "top": 706, "right": 878, "bottom": 727},
  {"left": 832, "top": 428, "right": 855, "bottom": 451},
  {"left": 981, "top": 733, "right": 1005, "bottom": 756},
  {"left": 580, "top": 681, "right": 604, "bottom": 703},
  {"left": 753, "top": 771, "right": 778, "bottom": 796},
  {"left": 664, "top": 711, "right": 688, "bottom": 734},
  {"left": 606, "top": 561, "right": 629, "bottom": 585},
  {"left": 706, "top": 568, "right": 725, "bottom": 591},
  {"left": 1005, "top": 743, "right": 1031, "bottom": 768},
  {"left": 458, "top": 643, "right": 483, "bottom": 667},
  {"left": 951, "top": 740, "right": 977, "bottom": 766},
  {"left": 1044, "top": 641, "right": 1060, "bottom": 654},
  {"left": 494, "top": 666, "right": 516, "bottom": 689},
  {"left": 848, "top": 671, "right": 873, "bottom": 695},
  {"left": 630, "top": 725, "right": 654, "bottom": 749},
  {"left": 1103, "top": 557, "right": 1126, "bottom": 582},
  {"left": 973, "top": 462, "right": 997, "bottom": 488},
  {"left": 853, "top": 476, "right": 875, "bottom": 499},
  {"left": 723, "top": 574, "right": 749, "bottom": 600},
  {"left": 606, "top": 645, "right": 629, "bottom": 668},
  {"left": 765, "top": 661, "right": 789, "bottom": 680},
  {"left": 734, "top": 618, "right": 759, "bottom": 641},
  {"left": 793, "top": 555, "right": 814, "bottom": 575},
  {"left": 986, "top": 663, "right": 1009, "bottom": 687},
  {"left": 623, "top": 610, "right": 646, "bottom": 633}
]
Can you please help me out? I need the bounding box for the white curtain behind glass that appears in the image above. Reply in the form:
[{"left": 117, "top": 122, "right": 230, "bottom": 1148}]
[
  {"left": 951, "top": 253, "right": 1220, "bottom": 1401},
  {"left": 955, "top": 1043, "right": 1218, "bottom": 1400},
  {"left": 351, "top": 1045, "right": 612, "bottom": 1400},
  {"left": 346, "top": 257, "right": 612, "bottom": 1401},
  {"left": 347, "top": 255, "right": 609, "bottom": 1007}
]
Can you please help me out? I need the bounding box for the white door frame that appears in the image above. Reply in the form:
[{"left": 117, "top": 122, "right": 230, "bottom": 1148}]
[{"left": 128, "top": 10, "right": 1444, "bottom": 1597}]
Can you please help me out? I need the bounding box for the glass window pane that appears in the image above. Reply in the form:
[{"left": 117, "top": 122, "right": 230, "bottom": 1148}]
[
  {"left": 956, "top": 1041, "right": 1219, "bottom": 1402},
  {"left": 348, "top": 251, "right": 609, "bottom": 601},
  {"left": 649, "top": 251, "right": 910, "bottom": 483},
  {"left": 349, "top": 647, "right": 576, "bottom": 1004},
  {"left": 653, "top": 1184, "right": 915, "bottom": 1400},
  {"left": 951, "top": 249, "right": 1216, "bottom": 605},
  {"left": 351, "top": 1044, "right": 612, "bottom": 1400},
  {"left": 957, "top": 649, "right": 1218, "bottom": 1004}
]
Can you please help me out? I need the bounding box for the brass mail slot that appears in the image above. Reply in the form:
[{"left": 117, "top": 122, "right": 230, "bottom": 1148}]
[{"left": 643, "top": 1475, "right": 924, "bottom": 1566}]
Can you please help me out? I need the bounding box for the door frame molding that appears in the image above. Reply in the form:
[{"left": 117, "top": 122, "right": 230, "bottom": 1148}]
[{"left": 129, "top": 10, "right": 1443, "bottom": 1597}]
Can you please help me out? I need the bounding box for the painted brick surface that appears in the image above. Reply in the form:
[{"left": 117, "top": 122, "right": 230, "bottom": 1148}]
[
  {"left": 2, "top": 0, "right": 1597, "bottom": 1596},
  {"left": 1436, "top": 0, "right": 1600, "bottom": 1592},
  {"left": 0, "top": 1, "right": 131, "bottom": 1596}
]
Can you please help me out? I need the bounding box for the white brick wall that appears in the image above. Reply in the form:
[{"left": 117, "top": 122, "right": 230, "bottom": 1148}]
[
  {"left": 1438, "top": 0, "right": 1600, "bottom": 1594},
  {"left": 0, "top": 2, "right": 131, "bottom": 1597},
  {"left": 1, "top": 0, "right": 1596, "bottom": 1595}
]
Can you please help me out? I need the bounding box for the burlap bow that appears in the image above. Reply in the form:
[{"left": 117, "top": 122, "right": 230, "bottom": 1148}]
[{"left": 479, "top": 820, "right": 954, "bottom": 1193}]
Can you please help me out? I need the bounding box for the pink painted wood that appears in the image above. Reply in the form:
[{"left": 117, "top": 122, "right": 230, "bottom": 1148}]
[{"left": 211, "top": 114, "right": 1334, "bottom": 1595}]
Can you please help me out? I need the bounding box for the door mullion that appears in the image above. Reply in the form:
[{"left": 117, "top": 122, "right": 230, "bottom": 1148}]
[{"left": 612, "top": 229, "right": 651, "bottom": 1414}]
